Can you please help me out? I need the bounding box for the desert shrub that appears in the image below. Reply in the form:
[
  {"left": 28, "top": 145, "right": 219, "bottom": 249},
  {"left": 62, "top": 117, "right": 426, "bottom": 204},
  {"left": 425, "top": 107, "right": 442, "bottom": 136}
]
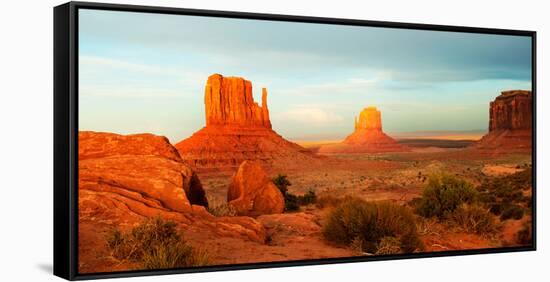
[
  {"left": 105, "top": 217, "right": 209, "bottom": 269},
  {"left": 272, "top": 174, "right": 291, "bottom": 195},
  {"left": 478, "top": 169, "right": 532, "bottom": 218},
  {"left": 449, "top": 204, "right": 498, "bottom": 235},
  {"left": 272, "top": 175, "right": 317, "bottom": 211},
  {"left": 414, "top": 174, "right": 478, "bottom": 219},
  {"left": 375, "top": 236, "right": 402, "bottom": 255},
  {"left": 300, "top": 190, "right": 317, "bottom": 205},
  {"left": 516, "top": 221, "right": 532, "bottom": 245},
  {"left": 323, "top": 197, "right": 424, "bottom": 254},
  {"left": 500, "top": 204, "right": 524, "bottom": 220}
]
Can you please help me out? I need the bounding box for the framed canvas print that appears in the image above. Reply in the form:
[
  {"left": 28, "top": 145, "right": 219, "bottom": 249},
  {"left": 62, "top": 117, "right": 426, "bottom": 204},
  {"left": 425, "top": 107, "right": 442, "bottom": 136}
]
[{"left": 54, "top": 1, "right": 536, "bottom": 280}]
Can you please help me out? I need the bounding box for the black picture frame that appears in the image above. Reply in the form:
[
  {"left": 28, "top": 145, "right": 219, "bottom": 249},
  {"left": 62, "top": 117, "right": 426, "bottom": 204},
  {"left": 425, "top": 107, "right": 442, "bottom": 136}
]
[{"left": 54, "top": 1, "right": 537, "bottom": 280}]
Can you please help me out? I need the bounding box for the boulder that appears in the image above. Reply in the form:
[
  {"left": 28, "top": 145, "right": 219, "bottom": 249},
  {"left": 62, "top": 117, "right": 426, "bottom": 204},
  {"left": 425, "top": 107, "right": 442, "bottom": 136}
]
[
  {"left": 79, "top": 131, "right": 207, "bottom": 213},
  {"left": 227, "top": 161, "right": 285, "bottom": 216}
]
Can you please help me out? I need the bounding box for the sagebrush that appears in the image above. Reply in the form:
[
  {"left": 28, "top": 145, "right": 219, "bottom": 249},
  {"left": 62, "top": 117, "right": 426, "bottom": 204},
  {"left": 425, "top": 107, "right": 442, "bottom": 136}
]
[
  {"left": 106, "top": 217, "right": 209, "bottom": 269},
  {"left": 323, "top": 197, "right": 424, "bottom": 254}
]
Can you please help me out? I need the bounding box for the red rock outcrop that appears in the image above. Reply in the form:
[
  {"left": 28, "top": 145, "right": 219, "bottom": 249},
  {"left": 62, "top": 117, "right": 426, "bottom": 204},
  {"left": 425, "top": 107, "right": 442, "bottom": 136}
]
[
  {"left": 476, "top": 90, "right": 532, "bottom": 152},
  {"left": 78, "top": 131, "right": 268, "bottom": 273},
  {"left": 227, "top": 161, "right": 285, "bottom": 216},
  {"left": 319, "top": 107, "right": 408, "bottom": 153},
  {"left": 205, "top": 74, "right": 272, "bottom": 128},
  {"left": 176, "top": 74, "right": 318, "bottom": 169}
]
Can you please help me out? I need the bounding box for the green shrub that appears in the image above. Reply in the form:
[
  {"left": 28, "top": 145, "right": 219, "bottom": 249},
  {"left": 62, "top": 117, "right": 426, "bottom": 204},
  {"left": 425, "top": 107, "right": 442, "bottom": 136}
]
[
  {"left": 106, "top": 217, "right": 209, "bottom": 269},
  {"left": 449, "top": 204, "right": 498, "bottom": 235},
  {"left": 323, "top": 197, "right": 424, "bottom": 254},
  {"left": 272, "top": 175, "right": 317, "bottom": 211},
  {"left": 415, "top": 174, "right": 478, "bottom": 218},
  {"left": 272, "top": 174, "right": 291, "bottom": 195}
]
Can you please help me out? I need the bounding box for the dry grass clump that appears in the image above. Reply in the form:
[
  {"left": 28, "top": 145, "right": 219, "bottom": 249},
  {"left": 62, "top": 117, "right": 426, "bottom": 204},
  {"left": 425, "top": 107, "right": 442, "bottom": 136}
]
[
  {"left": 106, "top": 217, "right": 209, "bottom": 270},
  {"left": 323, "top": 197, "right": 424, "bottom": 254},
  {"left": 449, "top": 204, "right": 498, "bottom": 234}
]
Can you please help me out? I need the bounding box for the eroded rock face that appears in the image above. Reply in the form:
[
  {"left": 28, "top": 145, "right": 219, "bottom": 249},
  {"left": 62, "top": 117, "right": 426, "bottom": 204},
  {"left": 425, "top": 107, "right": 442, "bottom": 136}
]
[
  {"left": 477, "top": 90, "right": 532, "bottom": 152},
  {"left": 176, "top": 74, "right": 318, "bottom": 169},
  {"left": 320, "top": 107, "right": 408, "bottom": 153},
  {"left": 489, "top": 90, "right": 532, "bottom": 131},
  {"left": 205, "top": 74, "right": 271, "bottom": 128},
  {"left": 79, "top": 131, "right": 207, "bottom": 212},
  {"left": 354, "top": 106, "right": 382, "bottom": 131},
  {"left": 227, "top": 161, "right": 285, "bottom": 216}
]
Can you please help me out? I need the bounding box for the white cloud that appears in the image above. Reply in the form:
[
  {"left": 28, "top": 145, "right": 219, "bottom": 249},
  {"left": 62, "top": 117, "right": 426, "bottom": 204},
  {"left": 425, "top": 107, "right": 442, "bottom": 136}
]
[{"left": 274, "top": 106, "right": 343, "bottom": 126}]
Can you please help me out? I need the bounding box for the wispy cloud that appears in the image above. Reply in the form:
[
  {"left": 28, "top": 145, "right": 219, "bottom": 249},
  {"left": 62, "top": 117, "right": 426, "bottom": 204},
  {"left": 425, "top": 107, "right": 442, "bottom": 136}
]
[{"left": 274, "top": 106, "right": 344, "bottom": 126}]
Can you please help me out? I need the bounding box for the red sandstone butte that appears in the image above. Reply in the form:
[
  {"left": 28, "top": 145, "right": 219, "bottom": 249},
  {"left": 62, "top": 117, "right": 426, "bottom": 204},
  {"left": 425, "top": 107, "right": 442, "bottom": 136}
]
[
  {"left": 476, "top": 90, "right": 532, "bottom": 152},
  {"left": 175, "top": 74, "right": 318, "bottom": 169},
  {"left": 319, "top": 107, "right": 408, "bottom": 153}
]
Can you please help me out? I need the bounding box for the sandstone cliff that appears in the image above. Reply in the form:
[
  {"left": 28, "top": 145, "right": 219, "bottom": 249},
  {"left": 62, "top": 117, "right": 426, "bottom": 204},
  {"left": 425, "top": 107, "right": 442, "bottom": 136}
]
[
  {"left": 176, "top": 74, "right": 318, "bottom": 169},
  {"left": 205, "top": 74, "right": 271, "bottom": 128},
  {"left": 320, "top": 107, "right": 408, "bottom": 153},
  {"left": 477, "top": 90, "right": 532, "bottom": 152}
]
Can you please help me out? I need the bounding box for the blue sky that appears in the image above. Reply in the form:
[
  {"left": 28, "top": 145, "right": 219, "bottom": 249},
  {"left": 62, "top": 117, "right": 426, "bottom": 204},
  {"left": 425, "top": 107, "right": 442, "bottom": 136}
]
[{"left": 78, "top": 9, "right": 532, "bottom": 142}]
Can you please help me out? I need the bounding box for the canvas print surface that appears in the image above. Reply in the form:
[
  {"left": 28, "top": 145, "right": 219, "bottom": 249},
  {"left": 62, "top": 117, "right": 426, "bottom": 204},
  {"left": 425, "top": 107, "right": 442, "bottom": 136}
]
[{"left": 77, "top": 9, "right": 533, "bottom": 274}]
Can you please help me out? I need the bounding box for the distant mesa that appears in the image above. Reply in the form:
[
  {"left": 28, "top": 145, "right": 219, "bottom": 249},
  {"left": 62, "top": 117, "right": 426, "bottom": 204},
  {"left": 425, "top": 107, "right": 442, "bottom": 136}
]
[
  {"left": 476, "top": 90, "right": 532, "bottom": 152},
  {"left": 319, "top": 106, "right": 409, "bottom": 153},
  {"left": 175, "top": 74, "right": 318, "bottom": 169}
]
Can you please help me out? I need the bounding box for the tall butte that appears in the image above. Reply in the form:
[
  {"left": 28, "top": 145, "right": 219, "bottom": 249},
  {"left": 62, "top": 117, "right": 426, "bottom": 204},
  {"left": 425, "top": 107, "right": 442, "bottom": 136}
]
[
  {"left": 319, "top": 106, "right": 408, "bottom": 153},
  {"left": 476, "top": 90, "right": 532, "bottom": 152},
  {"left": 176, "top": 74, "right": 316, "bottom": 169}
]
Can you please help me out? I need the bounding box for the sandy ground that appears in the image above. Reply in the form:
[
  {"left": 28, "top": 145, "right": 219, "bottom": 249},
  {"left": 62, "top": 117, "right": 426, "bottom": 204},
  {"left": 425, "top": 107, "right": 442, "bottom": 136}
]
[{"left": 197, "top": 147, "right": 532, "bottom": 265}]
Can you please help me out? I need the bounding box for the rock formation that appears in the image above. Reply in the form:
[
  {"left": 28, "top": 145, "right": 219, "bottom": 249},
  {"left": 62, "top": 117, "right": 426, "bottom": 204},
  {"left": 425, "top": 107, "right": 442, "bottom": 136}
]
[
  {"left": 205, "top": 74, "right": 271, "bottom": 128},
  {"left": 319, "top": 107, "right": 408, "bottom": 153},
  {"left": 476, "top": 90, "right": 533, "bottom": 152},
  {"left": 176, "top": 74, "right": 318, "bottom": 169},
  {"left": 227, "top": 161, "right": 285, "bottom": 216},
  {"left": 78, "top": 131, "right": 268, "bottom": 273},
  {"left": 79, "top": 131, "right": 208, "bottom": 212}
]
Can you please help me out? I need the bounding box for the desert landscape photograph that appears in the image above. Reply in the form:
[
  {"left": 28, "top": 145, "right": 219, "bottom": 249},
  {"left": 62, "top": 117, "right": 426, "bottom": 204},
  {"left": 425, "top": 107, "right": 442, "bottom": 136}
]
[{"left": 76, "top": 9, "right": 533, "bottom": 274}]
